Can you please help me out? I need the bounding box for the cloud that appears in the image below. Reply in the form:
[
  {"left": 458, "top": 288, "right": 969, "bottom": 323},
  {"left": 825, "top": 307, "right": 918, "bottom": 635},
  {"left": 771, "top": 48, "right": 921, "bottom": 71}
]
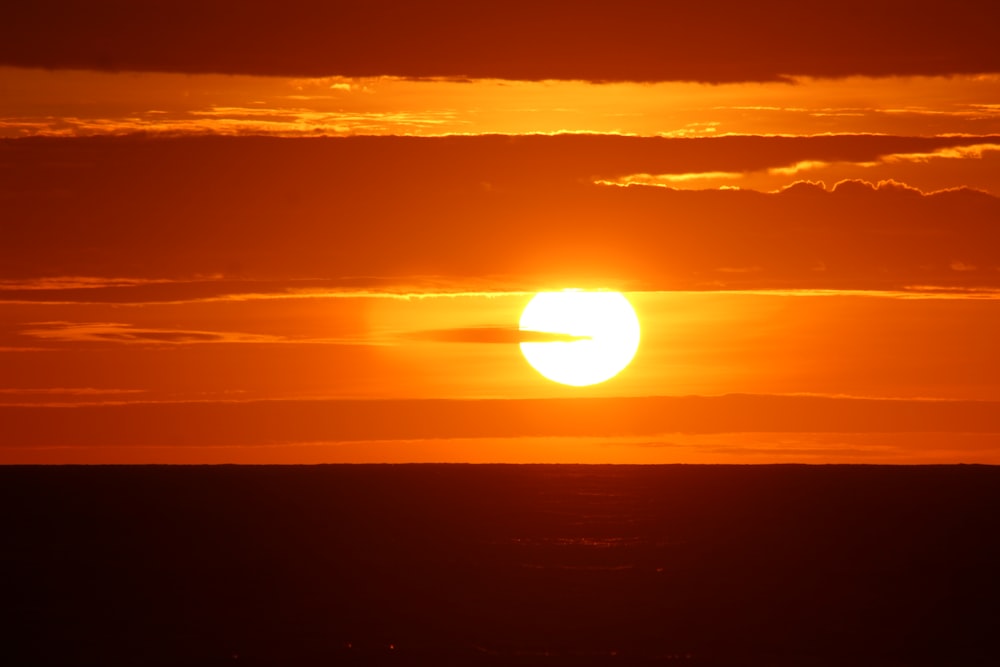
[
  {"left": 402, "top": 327, "right": 590, "bottom": 344},
  {"left": 884, "top": 142, "right": 1000, "bottom": 162},
  {"left": 0, "top": 108, "right": 461, "bottom": 139},
  {"left": 767, "top": 159, "right": 837, "bottom": 177},
  {"left": 4, "top": 134, "right": 1000, "bottom": 293},
  {"left": 828, "top": 179, "right": 923, "bottom": 196},
  {"left": 0, "top": 387, "right": 147, "bottom": 406},
  {"left": 14, "top": 320, "right": 395, "bottom": 349},
  {"left": 5, "top": 69, "right": 999, "bottom": 141},
  {"left": 0, "top": 276, "right": 180, "bottom": 290},
  {"left": 755, "top": 143, "right": 1000, "bottom": 182},
  {"left": 771, "top": 178, "right": 992, "bottom": 199},
  {"left": 2, "top": 1, "right": 998, "bottom": 82},
  {"left": 596, "top": 141, "right": 1000, "bottom": 194},
  {"left": 0, "top": 276, "right": 538, "bottom": 306},
  {"left": 21, "top": 322, "right": 284, "bottom": 345},
  {"left": 0, "top": 387, "right": 145, "bottom": 395},
  {"left": 3, "top": 394, "right": 999, "bottom": 449},
  {"left": 775, "top": 180, "right": 827, "bottom": 195},
  {"left": 594, "top": 172, "right": 745, "bottom": 188},
  {"left": 0, "top": 277, "right": 341, "bottom": 305}
]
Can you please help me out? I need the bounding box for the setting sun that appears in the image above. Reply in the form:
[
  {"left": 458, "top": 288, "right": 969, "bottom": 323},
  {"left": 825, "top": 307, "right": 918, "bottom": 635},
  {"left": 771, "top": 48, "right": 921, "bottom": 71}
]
[{"left": 519, "top": 290, "right": 641, "bottom": 386}]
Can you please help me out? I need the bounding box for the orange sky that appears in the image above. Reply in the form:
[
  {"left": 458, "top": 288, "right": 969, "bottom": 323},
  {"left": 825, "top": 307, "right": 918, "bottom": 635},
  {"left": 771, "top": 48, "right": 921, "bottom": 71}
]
[{"left": 2, "top": 0, "right": 1000, "bottom": 463}]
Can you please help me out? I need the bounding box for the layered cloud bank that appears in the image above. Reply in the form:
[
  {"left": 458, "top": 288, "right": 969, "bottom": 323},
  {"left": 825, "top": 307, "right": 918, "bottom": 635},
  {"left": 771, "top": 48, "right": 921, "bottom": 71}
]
[{"left": 3, "top": 135, "right": 998, "bottom": 293}]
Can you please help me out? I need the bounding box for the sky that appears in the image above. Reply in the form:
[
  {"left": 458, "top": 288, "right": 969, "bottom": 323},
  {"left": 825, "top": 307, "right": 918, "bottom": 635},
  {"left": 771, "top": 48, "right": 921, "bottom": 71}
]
[{"left": 2, "top": 0, "right": 1000, "bottom": 464}]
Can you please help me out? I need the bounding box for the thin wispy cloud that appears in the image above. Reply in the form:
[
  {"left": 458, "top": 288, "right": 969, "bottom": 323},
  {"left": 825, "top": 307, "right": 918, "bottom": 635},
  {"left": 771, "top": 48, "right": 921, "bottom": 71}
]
[
  {"left": 18, "top": 322, "right": 370, "bottom": 346},
  {"left": 595, "top": 143, "right": 1000, "bottom": 194}
]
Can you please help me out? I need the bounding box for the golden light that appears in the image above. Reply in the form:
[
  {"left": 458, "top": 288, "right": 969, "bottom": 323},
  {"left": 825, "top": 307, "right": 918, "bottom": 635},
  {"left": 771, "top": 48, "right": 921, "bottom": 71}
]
[{"left": 519, "top": 290, "right": 641, "bottom": 386}]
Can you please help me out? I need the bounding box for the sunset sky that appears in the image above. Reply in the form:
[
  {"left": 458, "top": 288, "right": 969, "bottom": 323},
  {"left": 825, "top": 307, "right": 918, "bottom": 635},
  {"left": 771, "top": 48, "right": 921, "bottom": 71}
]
[{"left": 2, "top": 0, "right": 999, "bottom": 463}]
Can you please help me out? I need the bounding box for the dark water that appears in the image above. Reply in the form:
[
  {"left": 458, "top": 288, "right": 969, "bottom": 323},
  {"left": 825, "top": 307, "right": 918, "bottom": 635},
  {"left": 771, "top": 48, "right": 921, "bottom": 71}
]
[{"left": 2, "top": 464, "right": 998, "bottom": 666}]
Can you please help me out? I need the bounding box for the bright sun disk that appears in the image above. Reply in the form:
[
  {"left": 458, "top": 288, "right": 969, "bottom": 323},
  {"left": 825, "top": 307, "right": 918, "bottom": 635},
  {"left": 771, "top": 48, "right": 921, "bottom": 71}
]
[{"left": 519, "top": 290, "right": 640, "bottom": 386}]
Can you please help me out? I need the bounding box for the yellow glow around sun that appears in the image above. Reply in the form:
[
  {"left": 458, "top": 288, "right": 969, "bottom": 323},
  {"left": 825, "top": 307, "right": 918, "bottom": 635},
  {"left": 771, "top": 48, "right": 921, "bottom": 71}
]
[{"left": 519, "top": 290, "right": 641, "bottom": 386}]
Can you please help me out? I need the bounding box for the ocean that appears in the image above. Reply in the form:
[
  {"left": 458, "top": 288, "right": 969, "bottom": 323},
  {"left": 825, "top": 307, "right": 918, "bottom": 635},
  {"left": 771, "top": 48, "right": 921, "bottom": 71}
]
[{"left": 2, "top": 464, "right": 998, "bottom": 666}]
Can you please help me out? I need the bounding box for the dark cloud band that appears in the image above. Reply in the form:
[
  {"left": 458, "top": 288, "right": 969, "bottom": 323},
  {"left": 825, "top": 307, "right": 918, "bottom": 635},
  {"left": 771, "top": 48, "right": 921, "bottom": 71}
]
[
  {"left": 2, "top": 1, "right": 999, "bottom": 82},
  {"left": 3, "top": 135, "right": 999, "bottom": 293},
  {"left": 2, "top": 394, "right": 998, "bottom": 447}
]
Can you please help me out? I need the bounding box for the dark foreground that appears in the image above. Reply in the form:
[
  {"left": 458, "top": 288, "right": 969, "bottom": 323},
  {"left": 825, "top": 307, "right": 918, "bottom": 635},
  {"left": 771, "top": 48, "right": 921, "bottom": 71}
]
[{"left": 2, "top": 464, "right": 998, "bottom": 666}]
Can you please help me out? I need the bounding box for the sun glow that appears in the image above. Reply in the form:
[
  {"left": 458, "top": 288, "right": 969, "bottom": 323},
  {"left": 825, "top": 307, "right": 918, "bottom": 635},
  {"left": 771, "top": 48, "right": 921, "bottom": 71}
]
[{"left": 519, "top": 290, "right": 641, "bottom": 386}]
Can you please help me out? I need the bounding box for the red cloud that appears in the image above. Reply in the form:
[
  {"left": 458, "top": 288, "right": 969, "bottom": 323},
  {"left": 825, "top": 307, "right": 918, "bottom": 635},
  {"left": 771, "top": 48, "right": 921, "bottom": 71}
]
[{"left": 2, "top": 1, "right": 999, "bottom": 82}]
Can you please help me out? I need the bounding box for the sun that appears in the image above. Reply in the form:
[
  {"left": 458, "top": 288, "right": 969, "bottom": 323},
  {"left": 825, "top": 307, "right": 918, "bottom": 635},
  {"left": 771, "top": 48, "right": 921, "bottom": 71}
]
[{"left": 519, "top": 290, "right": 641, "bottom": 386}]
